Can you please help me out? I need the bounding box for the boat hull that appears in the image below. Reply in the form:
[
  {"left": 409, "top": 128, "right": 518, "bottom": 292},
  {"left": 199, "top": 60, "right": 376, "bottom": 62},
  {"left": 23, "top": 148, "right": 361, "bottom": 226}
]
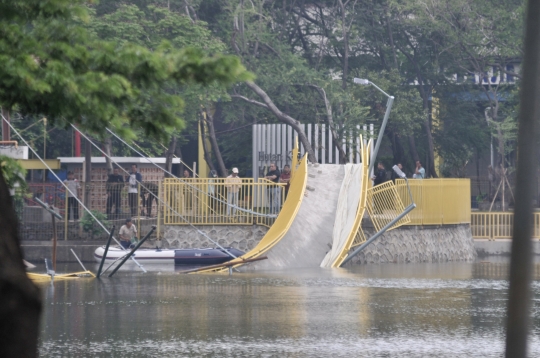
[{"left": 94, "top": 246, "right": 244, "bottom": 265}]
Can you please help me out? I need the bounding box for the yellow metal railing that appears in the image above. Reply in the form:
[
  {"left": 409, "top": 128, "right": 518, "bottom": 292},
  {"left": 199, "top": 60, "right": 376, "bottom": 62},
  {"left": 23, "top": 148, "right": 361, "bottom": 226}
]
[
  {"left": 162, "top": 178, "right": 286, "bottom": 227},
  {"left": 471, "top": 212, "right": 540, "bottom": 239},
  {"left": 395, "top": 178, "right": 471, "bottom": 225},
  {"left": 366, "top": 180, "right": 411, "bottom": 232}
]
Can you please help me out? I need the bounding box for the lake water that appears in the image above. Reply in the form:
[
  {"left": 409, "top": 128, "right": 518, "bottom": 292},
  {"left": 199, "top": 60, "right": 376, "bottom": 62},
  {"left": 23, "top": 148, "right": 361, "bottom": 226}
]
[{"left": 37, "top": 258, "right": 540, "bottom": 357}]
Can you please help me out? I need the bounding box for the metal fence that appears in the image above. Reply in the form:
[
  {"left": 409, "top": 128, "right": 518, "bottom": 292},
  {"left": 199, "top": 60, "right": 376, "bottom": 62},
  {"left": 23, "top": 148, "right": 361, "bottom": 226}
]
[
  {"left": 162, "top": 178, "right": 287, "bottom": 227},
  {"left": 471, "top": 212, "right": 540, "bottom": 239},
  {"left": 366, "top": 180, "right": 411, "bottom": 232},
  {"left": 21, "top": 181, "right": 160, "bottom": 242},
  {"left": 394, "top": 178, "right": 471, "bottom": 225},
  {"left": 19, "top": 175, "right": 289, "bottom": 241}
]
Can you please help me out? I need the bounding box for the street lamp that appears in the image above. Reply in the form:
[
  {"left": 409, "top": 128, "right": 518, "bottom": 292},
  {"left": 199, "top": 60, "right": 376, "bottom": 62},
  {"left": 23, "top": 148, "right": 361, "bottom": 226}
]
[{"left": 353, "top": 78, "right": 394, "bottom": 175}]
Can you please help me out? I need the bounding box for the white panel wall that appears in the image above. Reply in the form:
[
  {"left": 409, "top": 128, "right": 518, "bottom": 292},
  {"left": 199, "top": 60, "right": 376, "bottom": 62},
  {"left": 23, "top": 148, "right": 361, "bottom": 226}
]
[{"left": 252, "top": 123, "right": 367, "bottom": 180}]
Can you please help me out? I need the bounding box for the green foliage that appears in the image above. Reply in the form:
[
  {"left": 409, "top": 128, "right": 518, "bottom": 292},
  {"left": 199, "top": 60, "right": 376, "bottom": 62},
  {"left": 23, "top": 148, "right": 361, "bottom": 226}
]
[
  {"left": 0, "top": 0, "right": 526, "bottom": 178},
  {"left": 0, "top": 155, "right": 27, "bottom": 190},
  {"left": 81, "top": 210, "right": 110, "bottom": 238},
  {"left": 0, "top": 0, "right": 251, "bottom": 144}
]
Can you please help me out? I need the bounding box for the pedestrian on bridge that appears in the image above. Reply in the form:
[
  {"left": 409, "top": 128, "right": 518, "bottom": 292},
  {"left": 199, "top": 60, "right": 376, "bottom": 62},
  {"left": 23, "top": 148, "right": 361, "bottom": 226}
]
[
  {"left": 265, "top": 163, "right": 281, "bottom": 214},
  {"left": 225, "top": 167, "right": 242, "bottom": 217},
  {"left": 64, "top": 171, "right": 80, "bottom": 220}
]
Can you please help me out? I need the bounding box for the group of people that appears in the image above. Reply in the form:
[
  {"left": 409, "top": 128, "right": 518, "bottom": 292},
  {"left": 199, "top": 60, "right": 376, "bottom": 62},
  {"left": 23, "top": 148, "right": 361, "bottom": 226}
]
[
  {"left": 105, "top": 164, "right": 157, "bottom": 219},
  {"left": 211, "top": 163, "right": 291, "bottom": 217},
  {"left": 373, "top": 160, "right": 426, "bottom": 186},
  {"left": 63, "top": 162, "right": 295, "bottom": 222},
  {"left": 264, "top": 163, "right": 291, "bottom": 214},
  {"left": 63, "top": 164, "right": 155, "bottom": 221}
]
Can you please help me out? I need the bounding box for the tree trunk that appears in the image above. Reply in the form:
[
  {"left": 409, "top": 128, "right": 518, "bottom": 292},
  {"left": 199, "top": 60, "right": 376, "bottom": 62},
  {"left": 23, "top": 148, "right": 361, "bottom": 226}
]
[
  {"left": 395, "top": 42, "right": 438, "bottom": 178},
  {"left": 1, "top": 108, "right": 10, "bottom": 141},
  {"left": 164, "top": 136, "right": 177, "bottom": 178},
  {"left": 0, "top": 172, "right": 42, "bottom": 357},
  {"left": 104, "top": 136, "right": 113, "bottom": 175},
  {"left": 415, "top": 85, "right": 437, "bottom": 178},
  {"left": 408, "top": 135, "right": 420, "bottom": 163},
  {"left": 308, "top": 85, "right": 347, "bottom": 163},
  {"left": 387, "top": 130, "right": 405, "bottom": 165},
  {"left": 84, "top": 138, "right": 92, "bottom": 208},
  {"left": 337, "top": 0, "right": 348, "bottom": 90},
  {"left": 204, "top": 109, "right": 228, "bottom": 177},
  {"left": 198, "top": 120, "right": 217, "bottom": 175},
  {"left": 423, "top": 115, "right": 438, "bottom": 178},
  {"left": 243, "top": 81, "right": 316, "bottom": 163}
]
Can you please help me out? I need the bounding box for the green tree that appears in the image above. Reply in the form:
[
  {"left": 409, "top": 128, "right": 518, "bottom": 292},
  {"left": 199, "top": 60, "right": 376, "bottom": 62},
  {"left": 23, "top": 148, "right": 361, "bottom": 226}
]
[{"left": 0, "top": 1, "right": 250, "bottom": 355}]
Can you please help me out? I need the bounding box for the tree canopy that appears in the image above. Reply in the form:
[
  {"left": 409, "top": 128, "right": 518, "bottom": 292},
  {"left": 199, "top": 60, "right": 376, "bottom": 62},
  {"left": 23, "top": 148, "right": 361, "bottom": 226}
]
[{"left": 0, "top": 1, "right": 250, "bottom": 356}]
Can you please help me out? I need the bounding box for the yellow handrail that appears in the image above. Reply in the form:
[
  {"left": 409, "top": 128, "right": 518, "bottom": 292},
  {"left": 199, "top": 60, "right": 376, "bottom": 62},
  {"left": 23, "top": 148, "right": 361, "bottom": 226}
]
[
  {"left": 471, "top": 212, "right": 540, "bottom": 239},
  {"left": 395, "top": 178, "right": 471, "bottom": 225},
  {"left": 162, "top": 178, "right": 286, "bottom": 227}
]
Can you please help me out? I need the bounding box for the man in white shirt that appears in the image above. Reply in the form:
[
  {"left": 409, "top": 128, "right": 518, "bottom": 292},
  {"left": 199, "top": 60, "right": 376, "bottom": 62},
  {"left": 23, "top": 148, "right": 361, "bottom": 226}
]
[
  {"left": 225, "top": 167, "right": 242, "bottom": 216},
  {"left": 63, "top": 171, "right": 80, "bottom": 220},
  {"left": 126, "top": 164, "right": 142, "bottom": 216},
  {"left": 119, "top": 218, "right": 137, "bottom": 249},
  {"left": 413, "top": 161, "right": 426, "bottom": 179}
]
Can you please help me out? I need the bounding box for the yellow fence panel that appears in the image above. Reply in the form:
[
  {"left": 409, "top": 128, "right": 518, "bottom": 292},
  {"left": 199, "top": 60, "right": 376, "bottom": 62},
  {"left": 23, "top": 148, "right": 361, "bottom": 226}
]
[
  {"left": 366, "top": 180, "right": 410, "bottom": 232},
  {"left": 471, "top": 212, "right": 540, "bottom": 239},
  {"left": 396, "top": 180, "right": 423, "bottom": 225},
  {"left": 421, "top": 179, "right": 443, "bottom": 225},
  {"left": 162, "top": 178, "right": 286, "bottom": 227},
  {"left": 395, "top": 178, "right": 470, "bottom": 226}
]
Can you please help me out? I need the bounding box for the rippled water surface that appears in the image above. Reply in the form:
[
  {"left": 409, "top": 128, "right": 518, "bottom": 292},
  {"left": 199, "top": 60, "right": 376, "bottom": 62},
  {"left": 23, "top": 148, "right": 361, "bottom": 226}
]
[{"left": 37, "top": 259, "right": 540, "bottom": 357}]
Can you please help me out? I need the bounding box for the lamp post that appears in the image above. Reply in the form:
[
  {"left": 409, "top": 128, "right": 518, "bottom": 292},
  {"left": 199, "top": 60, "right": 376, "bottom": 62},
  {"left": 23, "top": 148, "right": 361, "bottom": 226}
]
[{"left": 353, "top": 78, "right": 394, "bottom": 175}]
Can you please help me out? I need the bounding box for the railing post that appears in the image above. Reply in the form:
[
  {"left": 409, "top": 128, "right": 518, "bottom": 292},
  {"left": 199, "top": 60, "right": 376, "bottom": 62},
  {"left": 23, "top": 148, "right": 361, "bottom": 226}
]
[
  {"left": 157, "top": 181, "right": 161, "bottom": 239},
  {"left": 137, "top": 183, "right": 141, "bottom": 240},
  {"left": 64, "top": 186, "right": 68, "bottom": 241}
]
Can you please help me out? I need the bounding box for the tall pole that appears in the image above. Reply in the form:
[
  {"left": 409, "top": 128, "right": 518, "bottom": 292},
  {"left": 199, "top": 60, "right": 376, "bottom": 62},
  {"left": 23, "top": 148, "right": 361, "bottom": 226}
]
[
  {"left": 505, "top": 1, "right": 540, "bottom": 356},
  {"left": 353, "top": 78, "right": 394, "bottom": 175},
  {"left": 74, "top": 130, "right": 81, "bottom": 157},
  {"left": 84, "top": 138, "right": 92, "bottom": 208},
  {"left": 1, "top": 108, "right": 10, "bottom": 141},
  {"left": 52, "top": 214, "right": 57, "bottom": 272},
  {"left": 369, "top": 95, "right": 394, "bottom": 175}
]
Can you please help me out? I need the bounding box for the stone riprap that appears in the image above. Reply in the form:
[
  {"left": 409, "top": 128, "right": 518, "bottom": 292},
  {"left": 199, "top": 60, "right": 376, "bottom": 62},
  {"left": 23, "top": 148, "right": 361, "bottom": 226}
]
[
  {"left": 163, "top": 225, "right": 268, "bottom": 251},
  {"left": 345, "top": 224, "right": 477, "bottom": 265}
]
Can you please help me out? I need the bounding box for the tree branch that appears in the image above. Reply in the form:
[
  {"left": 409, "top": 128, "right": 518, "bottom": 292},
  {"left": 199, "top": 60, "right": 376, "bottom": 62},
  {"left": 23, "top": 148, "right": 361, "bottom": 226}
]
[{"left": 240, "top": 82, "right": 316, "bottom": 163}]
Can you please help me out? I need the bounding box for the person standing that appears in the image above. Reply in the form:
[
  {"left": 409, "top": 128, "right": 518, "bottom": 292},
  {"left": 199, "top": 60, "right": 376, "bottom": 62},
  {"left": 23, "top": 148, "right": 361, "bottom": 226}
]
[
  {"left": 119, "top": 218, "right": 137, "bottom": 249},
  {"left": 126, "top": 164, "right": 142, "bottom": 216},
  {"left": 106, "top": 168, "right": 124, "bottom": 219},
  {"left": 64, "top": 171, "right": 80, "bottom": 220},
  {"left": 372, "top": 162, "right": 387, "bottom": 186},
  {"left": 225, "top": 167, "right": 242, "bottom": 216},
  {"left": 279, "top": 165, "right": 291, "bottom": 198},
  {"left": 413, "top": 161, "right": 425, "bottom": 179},
  {"left": 265, "top": 163, "right": 281, "bottom": 214},
  {"left": 140, "top": 182, "right": 158, "bottom": 217}
]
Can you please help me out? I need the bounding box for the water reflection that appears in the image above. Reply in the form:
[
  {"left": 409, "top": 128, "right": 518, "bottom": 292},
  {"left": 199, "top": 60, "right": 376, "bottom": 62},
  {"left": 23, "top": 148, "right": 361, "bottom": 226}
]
[{"left": 37, "top": 260, "right": 540, "bottom": 357}]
